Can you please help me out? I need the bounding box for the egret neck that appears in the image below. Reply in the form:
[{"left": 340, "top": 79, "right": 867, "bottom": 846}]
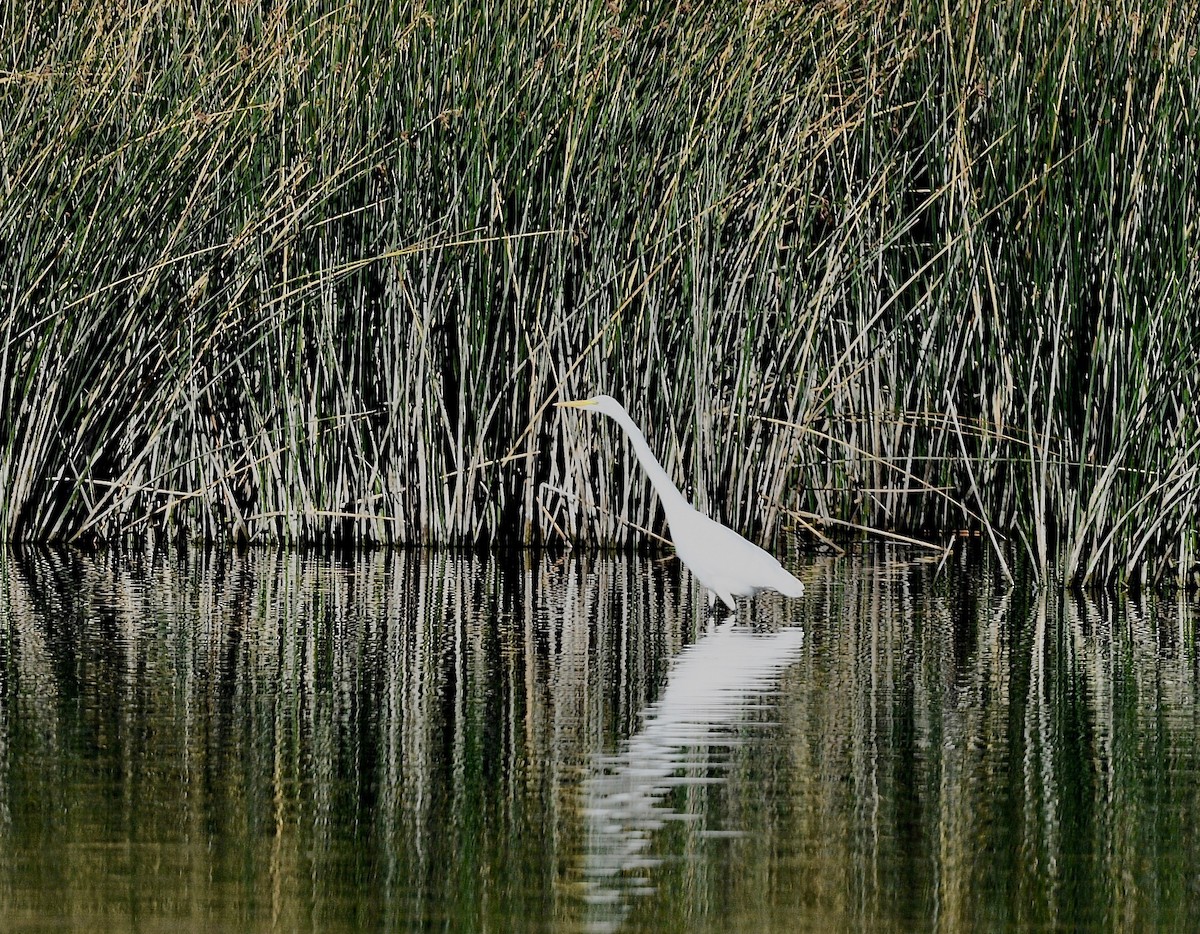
[{"left": 556, "top": 397, "right": 691, "bottom": 525}]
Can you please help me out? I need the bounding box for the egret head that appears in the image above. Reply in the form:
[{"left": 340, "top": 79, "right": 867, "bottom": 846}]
[{"left": 555, "top": 394, "right": 624, "bottom": 418}]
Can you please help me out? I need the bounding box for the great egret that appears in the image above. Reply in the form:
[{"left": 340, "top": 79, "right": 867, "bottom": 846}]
[{"left": 556, "top": 394, "right": 804, "bottom": 611}]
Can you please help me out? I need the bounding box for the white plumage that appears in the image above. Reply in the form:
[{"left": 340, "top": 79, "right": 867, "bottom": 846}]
[{"left": 557, "top": 394, "right": 804, "bottom": 611}]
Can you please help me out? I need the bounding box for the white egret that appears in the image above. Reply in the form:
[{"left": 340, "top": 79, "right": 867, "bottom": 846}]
[{"left": 556, "top": 394, "right": 804, "bottom": 612}]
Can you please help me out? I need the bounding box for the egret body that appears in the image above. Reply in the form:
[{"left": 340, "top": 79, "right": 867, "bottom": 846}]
[{"left": 556, "top": 394, "right": 804, "bottom": 612}]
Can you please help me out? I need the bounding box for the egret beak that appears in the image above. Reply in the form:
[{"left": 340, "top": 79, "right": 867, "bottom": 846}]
[{"left": 555, "top": 398, "right": 596, "bottom": 409}]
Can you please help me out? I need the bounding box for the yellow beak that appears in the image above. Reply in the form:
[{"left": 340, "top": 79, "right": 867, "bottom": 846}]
[{"left": 555, "top": 398, "right": 596, "bottom": 409}]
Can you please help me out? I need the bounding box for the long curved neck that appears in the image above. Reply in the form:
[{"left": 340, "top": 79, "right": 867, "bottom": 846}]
[{"left": 605, "top": 406, "right": 692, "bottom": 519}]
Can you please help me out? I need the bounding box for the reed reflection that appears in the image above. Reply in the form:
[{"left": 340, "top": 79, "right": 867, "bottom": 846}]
[{"left": 1, "top": 547, "right": 1199, "bottom": 932}]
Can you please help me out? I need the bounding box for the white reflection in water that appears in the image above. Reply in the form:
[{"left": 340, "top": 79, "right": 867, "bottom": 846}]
[{"left": 579, "top": 615, "right": 807, "bottom": 931}]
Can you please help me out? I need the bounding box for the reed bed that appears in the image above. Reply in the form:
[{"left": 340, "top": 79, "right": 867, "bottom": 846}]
[{"left": 2, "top": 0, "right": 1198, "bottom": 586}]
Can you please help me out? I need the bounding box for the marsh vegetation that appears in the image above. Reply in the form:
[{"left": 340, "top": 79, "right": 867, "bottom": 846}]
[{"left": 2, "top": 1, "right": 1198, "bottom": 586}]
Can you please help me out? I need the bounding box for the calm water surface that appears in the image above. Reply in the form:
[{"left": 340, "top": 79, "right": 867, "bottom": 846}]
[{"left": 1, "top": 547, "right": 1198, "bottom": 931}]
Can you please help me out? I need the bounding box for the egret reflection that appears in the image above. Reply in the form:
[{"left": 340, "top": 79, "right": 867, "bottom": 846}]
[{"left": 578, "top": 615, "right": 807, "bottom": 931}]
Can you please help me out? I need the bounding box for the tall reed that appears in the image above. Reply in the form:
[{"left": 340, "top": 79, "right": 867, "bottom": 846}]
[{"left": 2, "top": 0, "right": 1197, "bottom": 586}]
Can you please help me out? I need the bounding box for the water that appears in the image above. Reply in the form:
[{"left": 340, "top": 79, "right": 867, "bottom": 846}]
[{"left": 1, "top": 546, "right": 1198, "bottom": 932}]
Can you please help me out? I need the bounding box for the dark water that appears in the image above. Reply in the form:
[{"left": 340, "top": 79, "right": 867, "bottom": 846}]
[{"left": 1, "top": 547, "right": 1199, "bottom": 932}]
